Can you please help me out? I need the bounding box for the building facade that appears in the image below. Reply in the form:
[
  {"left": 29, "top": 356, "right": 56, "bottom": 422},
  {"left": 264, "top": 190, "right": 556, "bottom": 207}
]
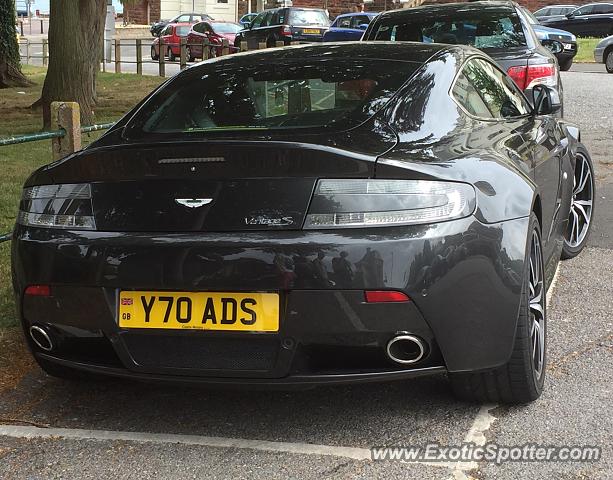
[
  {"left": 126, "top": 0, "right": 597, "bottom": 25},
  {"left": 125, "top": 0, "right": 238, "bottom": 24}
]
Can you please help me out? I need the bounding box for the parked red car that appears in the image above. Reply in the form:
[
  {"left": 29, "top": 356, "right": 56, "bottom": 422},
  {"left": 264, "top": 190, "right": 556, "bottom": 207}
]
[
  {"left": 150, "top": 23, "right": 192, "bottom": 61},
  {"left": 186, "top": 21, "right": 242, "bottom": 60}
]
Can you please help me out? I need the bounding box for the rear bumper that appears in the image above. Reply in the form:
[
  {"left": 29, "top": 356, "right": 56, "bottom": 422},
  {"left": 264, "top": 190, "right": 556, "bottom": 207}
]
[
  {"left": 594, "top": 46, "right": 605, "bottom": 64},
  {"left": 12, "top": 215, "right": 529, "bottom": 383}
]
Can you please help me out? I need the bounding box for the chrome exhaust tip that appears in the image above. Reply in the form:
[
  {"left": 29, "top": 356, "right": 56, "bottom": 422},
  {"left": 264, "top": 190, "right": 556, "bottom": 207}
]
[
  {"left": 386, "top": 334, "right": 426, "bottom": 364},
  {"left": 29, "top": 325, "right": 54, "bottom": 352}
]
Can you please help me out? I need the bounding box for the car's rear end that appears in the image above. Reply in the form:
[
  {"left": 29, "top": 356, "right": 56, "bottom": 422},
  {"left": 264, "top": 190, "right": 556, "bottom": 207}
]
[
  {"left": 283, "top": 8, "right": 330, "bottom": 43},
  {"left": 12, "top": 45, "right": 526, "bottom": 386},
  {"left": 363, "top": 2, "right": 562, "bottom": 108}
]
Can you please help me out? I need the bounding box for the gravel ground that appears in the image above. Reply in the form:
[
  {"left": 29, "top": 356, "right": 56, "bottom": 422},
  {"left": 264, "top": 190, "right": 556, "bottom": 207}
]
[{"left": 0, "top": 70, "right": 611, "bottom": 480}]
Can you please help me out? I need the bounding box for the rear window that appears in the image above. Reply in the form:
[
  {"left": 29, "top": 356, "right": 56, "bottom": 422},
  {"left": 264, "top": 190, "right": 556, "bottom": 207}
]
[
  {"left": 370, "top": 9, "right": 527, "bottom": 50},
  {"left": 289, "top": 9, "right": 330, "bottom": 26},
  {"left": 213, "top": 22, "right": 241, "bottom": 33},
  {"left": 124, "top": 60, "right": 418, "bottom": 138},
  {"left": 176, "top": 26, "right": 190, "bottom": 36}
]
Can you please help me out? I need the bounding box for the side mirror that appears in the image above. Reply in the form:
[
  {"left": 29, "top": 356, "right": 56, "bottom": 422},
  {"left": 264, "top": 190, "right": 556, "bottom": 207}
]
[
  {"left": 358, "top": 23, "right": 369, "bottom": 30},
  {"left": 541, "top": 39, "right": 563, "bottom": 54},
  {"left": 532, "top": 85, "right": 557, "bottom": 115}
]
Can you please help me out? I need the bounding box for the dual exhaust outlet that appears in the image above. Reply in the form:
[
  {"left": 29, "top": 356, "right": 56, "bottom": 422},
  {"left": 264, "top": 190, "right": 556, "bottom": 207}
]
[{"left": 29, "top": 324, "right": 427, "bottom": 365}]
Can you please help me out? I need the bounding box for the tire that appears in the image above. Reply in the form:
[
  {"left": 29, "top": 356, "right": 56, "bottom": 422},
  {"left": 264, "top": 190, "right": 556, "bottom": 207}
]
[
  {"left": 561, "top": 143, "right": 595, "bottom": 259},
  {"left": 605, "top": 48, "right": 613, "bottom": 74},
  {"left": 168, "top": 48, "right": 176, "bottom": 62},
  {"left": 450, "top": 213, "right": 546, "bottom": 404},
  {"left": 150, "top": 45, "right": 158, "bottom": 60},
  {"left": 186, "top": 46, "right": 194, "bottom": 62},
  {"left": 559, "top": 58, "right": 572, "bottom": 71}
]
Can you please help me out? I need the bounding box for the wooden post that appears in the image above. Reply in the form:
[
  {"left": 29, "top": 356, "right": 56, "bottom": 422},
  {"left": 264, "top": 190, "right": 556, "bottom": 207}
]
[
  {"left": 51, "top": 102, "right": 81, "bottom": 161},
  {"left": 221, "top": 38, "right": 229, "bottom": 56},
  {"left": 136, "top": 39, "right": 142, "bottom": 75},
  {"left": 40, "top": 19, "right": 44, "bottom": 34},
  {"left": 258, "top": 41, "right": 266, "bottom": 50},
  {"left": 19, "top": 21, "right": 23, "bottom": 36},
  {"left": 42, "top": 38, "right": 48, "bottom": 66},
  {"left": 276, "top": 41, "right": 284, "bottom": 48},
  {"left": 240, "top": 41, "right": 247, "bottom": 52},
  {"left": 202, "top": 40, "right": 210, "bottom": 60},
  {"left": 114, "top": 39, "right": 121, "bottom": 74},
  {"left": 25, "top": 39, "right": 30, "bottom": 64},
  {"left": 180, "top": 37, "right": 187, "bottom": 69},
  {"left": 101, "top": 45, "right": 106, "bottom": 72},
  {"left": 158, "top": 38, "right": 166, "bottom": 76}
]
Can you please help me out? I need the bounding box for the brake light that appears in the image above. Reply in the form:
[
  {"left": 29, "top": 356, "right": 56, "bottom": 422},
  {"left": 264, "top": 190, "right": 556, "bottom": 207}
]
[
  {"left": 365, "top": 291, "right": 410, "bottom": 303},
  {"left": 507, "top": 64, "right": 557, "bottom": 91},
  {"left": 280, "top": 25, "right": 292, "bottom": 36},
  {"left": 25, "top": 285, "right": 51, "bottom": 296}
]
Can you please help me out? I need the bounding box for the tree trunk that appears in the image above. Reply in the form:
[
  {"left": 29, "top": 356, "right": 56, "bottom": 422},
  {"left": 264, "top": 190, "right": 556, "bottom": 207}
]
[
  {"left": 0, "top": 0, "right": 31, "bottom": 88},
  {"left": 39, "top": 0, "right": 106, "bottom": 128}
]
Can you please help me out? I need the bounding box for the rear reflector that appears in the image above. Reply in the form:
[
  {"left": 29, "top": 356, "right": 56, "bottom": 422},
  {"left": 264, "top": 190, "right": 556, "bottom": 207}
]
[
  {"left": 24, "top": 285, "right": 51, "bottom": 296},
  {"left": 365, "top": 291, "right": 410, "bottom": 303}
]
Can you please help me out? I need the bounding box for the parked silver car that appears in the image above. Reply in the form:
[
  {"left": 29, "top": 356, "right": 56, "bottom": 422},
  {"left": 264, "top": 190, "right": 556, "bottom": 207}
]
[{"left": 594, "top": 35, "right": 613, "bottom": 73}]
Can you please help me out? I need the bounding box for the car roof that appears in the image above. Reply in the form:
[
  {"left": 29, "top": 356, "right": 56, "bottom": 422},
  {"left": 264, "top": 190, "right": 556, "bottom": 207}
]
[
  {"left": 168, "top": 22, "right": 193, "bottom": 26},
  {"left": 337, "top": 12, "right": 378, "bottom": 17},
  {"left": 377, "top": 1, "right": 519, "bottom": 17},
  {"left": 195, "top": 41, "right": 464, "bottom": 66},
  {"left": 261, "top": 6, "right": 327, "bottom": 12}
]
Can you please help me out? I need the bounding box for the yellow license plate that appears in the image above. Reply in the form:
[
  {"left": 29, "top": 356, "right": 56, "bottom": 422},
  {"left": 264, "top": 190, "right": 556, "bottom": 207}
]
[
  {"left": 303, "top": 29, "right": 320, "bottom": 34},
  {"left": 118, "top": 291, "right": 279, "bottom": 332}
]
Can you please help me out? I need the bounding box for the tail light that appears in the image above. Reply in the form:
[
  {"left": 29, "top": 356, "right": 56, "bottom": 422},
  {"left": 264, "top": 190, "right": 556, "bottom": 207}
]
[
  {"left": 280, "top": 25, "right": 292, "bottom": 36},
  {"left": 24, "top": 285, "right": 51, "bottom": 296},
  {"left": 18, "top": 183, "right": 96, "bottom": 230},
  {"left": 365, "top": 291, "right": 410, "bottom": 303},
  {"left": 507, "top": 64, "right": 557, "bottom": 91},
  {"left": 303, "top": 179, "right": 476, "bottom": 229}
]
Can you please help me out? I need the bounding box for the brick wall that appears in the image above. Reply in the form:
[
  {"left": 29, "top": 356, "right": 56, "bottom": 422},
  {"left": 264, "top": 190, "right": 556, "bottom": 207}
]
[
  {"left": 124, "top": 0, "right": 161, "bottom": 25},
  {"left": 238, "top": 0, "right": 391, "bottom": 19}
]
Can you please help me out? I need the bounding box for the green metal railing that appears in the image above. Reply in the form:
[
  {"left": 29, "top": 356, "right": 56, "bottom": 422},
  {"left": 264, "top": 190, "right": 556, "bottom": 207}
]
[
  {"left": 0, "top": 121, "right": 115, "bottom": 242},
  {"left": 0, "top": 122, "right": 114, "bottom": 147}
]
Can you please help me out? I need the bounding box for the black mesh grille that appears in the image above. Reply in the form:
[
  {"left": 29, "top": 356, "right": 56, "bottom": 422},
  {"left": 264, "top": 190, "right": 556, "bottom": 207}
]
[{"left": 122, "top": 334, "right": 279, "bottom": 371}]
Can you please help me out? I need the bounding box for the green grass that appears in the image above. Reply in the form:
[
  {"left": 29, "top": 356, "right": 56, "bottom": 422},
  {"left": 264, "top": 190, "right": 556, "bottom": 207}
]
[
  {"left": 0, "top": 66, "right": 164, "bottom": 328},
  {"left": 575, "top": 37, "right": 601, "bottom": 63}
]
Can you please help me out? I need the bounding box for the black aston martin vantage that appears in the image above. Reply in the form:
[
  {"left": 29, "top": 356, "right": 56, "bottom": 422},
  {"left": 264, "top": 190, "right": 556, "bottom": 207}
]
[{"left": 12, "top": 42, "right": 595, "bottom": 404}]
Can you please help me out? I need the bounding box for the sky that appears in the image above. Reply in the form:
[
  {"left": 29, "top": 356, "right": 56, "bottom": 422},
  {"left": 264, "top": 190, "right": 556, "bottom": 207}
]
[{"left": 29, "top": 1, "right": 124, "bottom": 14}]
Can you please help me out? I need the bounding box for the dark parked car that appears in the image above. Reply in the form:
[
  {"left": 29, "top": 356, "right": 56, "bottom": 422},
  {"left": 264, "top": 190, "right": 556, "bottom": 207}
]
[
  {"left": 519, "top": 6, "right": 577, "bottom": 71},
  {"left": 150, "top": 23, "right": 191, "bottom": 61},
  {"left": 594, "top": 34, "right": 613, "bottom": 71},
  {"left": 234, "top": 7, "right": 330, "bottom": 49},
  {"left": 13, "top": 43, "right": 595, "bottom": 404},
  {"left": 150, "top": 12, "right": 214, "bottom": 37},
  {"left": 534, "top": 4, "right": 576, "bottom": 21},
  {"left": 322, "top": 12, "right": 377, "bottom": 42},
  {"left": 186, "top": 21, "right": 242, "bottom": 60},
  {"left": 239, "top": 13, "right": 258, "bottom": 27},
  {"left": 363, "top": 2, "right": 565, "bottom": 110},
  {"left": 540, "top": 2, "right": 613, "bottom": 37}
]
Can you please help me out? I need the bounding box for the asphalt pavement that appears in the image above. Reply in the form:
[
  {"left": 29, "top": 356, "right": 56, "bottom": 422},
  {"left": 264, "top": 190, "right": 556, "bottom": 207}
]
[{"left": 0, "top": 68, "right": 612, "bottom": 480}]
